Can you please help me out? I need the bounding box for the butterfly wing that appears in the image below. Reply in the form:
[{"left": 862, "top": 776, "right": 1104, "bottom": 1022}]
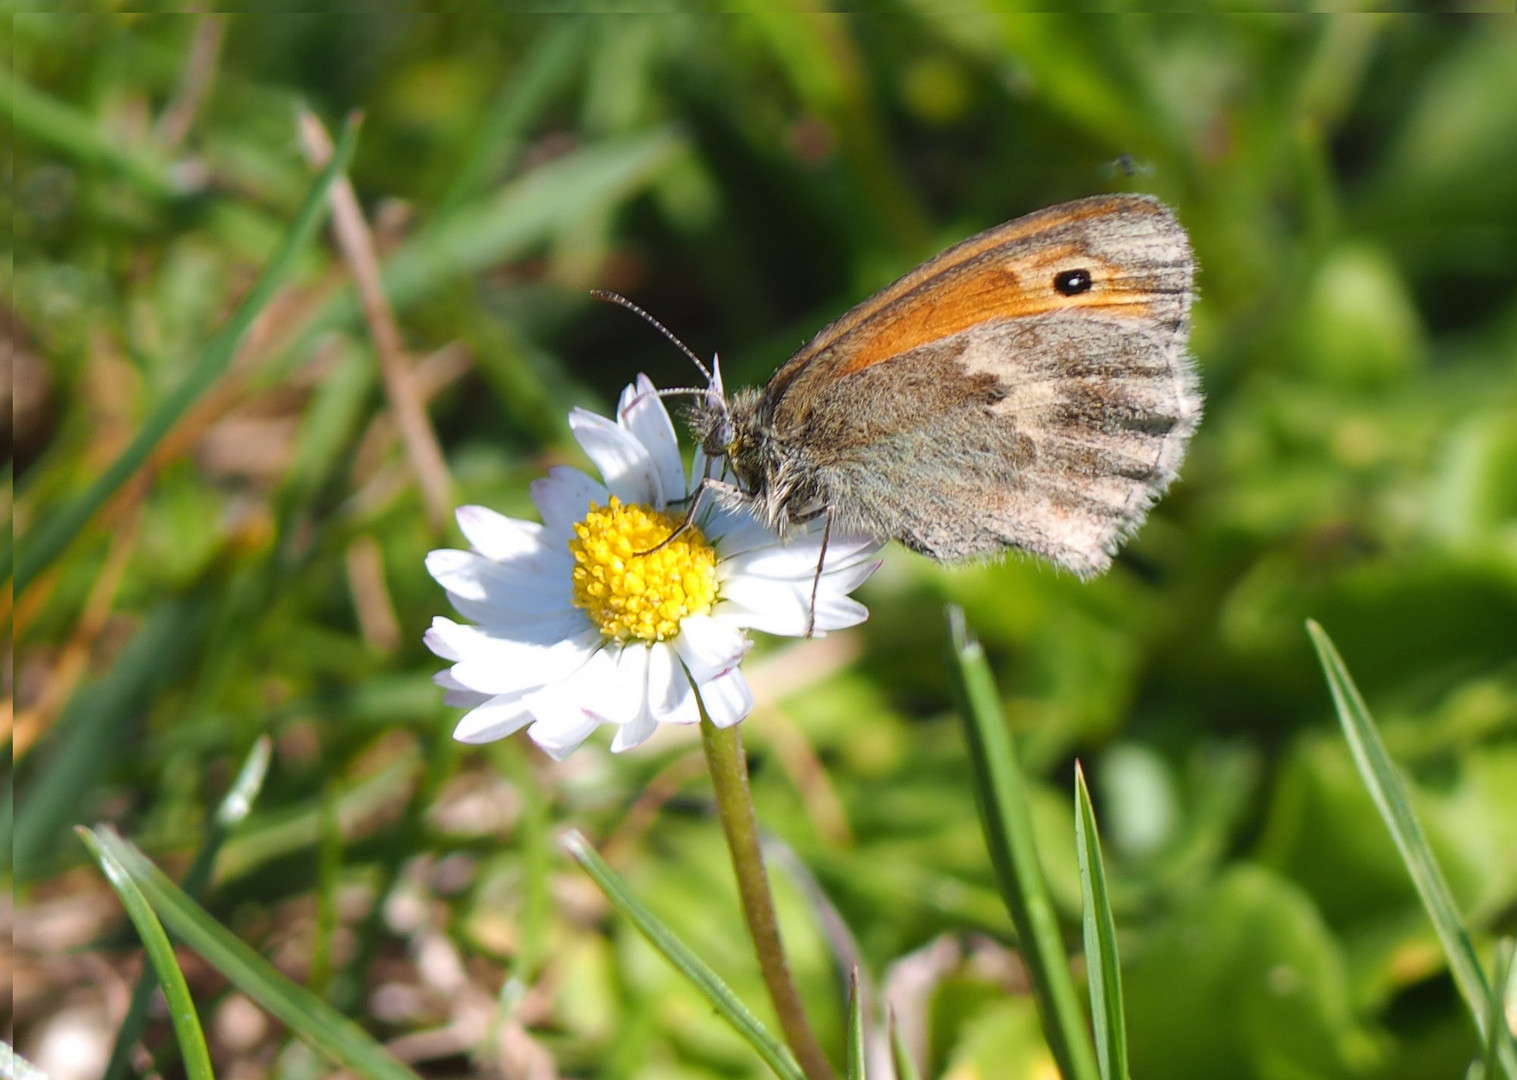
[{"left": 765, "top": 195, "right": 1199, "bottom": 576}]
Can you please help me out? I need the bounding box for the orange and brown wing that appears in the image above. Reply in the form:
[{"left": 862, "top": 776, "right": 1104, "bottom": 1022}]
[{"left": 763, "top": 194, "right": 1190, "bottom": 426}]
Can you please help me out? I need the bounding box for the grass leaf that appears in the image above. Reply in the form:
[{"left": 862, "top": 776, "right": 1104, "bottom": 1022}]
[
  {"left": 103, "top": 736, "right": 274, "bottom": 1080},
  {"left": 846, "top": 968, "right": 865, "bottom": 1080},
  {"left": 86, "top": 827, "right": 425, "bottom": 1080},
  {"left": 12, "top": 594, "right": 213, "bottom": 880},
  {"left": 1074, "top": 762, "right": 1129, "bottom": 1080},
  {"left": 887, "top": 1007, "right": 922, "bottom": 1080},
  {"left": 13, "top": 117, "right": 360, "bottom": 594},
  {"left": 563, "top": 829, "right": 807, "bottom": 1080},
  {"left": 946, "top": 605, "right": 1100, "bottom": 1080},
  {"left": 1307, "top": 620, "right": 1517, "bottom": 1076},
  {"left": 1483, "top": 939, "right": 1515, "bottom": 1080},
  {"left": 79, "top": 828, "right": 216, "bottom": 1080}
]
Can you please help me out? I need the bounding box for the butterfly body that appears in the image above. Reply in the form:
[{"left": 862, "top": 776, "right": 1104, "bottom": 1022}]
[{"left": 689, "top": 193, "right": 1201, "bottom": 577}]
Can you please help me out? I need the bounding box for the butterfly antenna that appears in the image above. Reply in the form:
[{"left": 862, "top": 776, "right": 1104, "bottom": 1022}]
[{"left": 590, "top": 289, "right": 713, "bottom": 384}]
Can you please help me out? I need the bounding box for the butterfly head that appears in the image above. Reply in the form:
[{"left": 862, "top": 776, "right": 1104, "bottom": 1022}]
[{"left": 688, "top": 357, "right": 775, "bottom": 498}]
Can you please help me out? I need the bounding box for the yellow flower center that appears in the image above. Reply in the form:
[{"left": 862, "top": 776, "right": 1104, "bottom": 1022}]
[{"left": 569, "top": 497, "right": 718, "bottom": 643}]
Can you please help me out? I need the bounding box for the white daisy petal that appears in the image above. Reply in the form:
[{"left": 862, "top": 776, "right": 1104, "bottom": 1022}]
[
  {"left": 424, "top": 549, "right": 483, "bottom": 597},
  {"left": 807, "top": 592, "right": 871, "bottom": 633},
  {"left": 529, "top": 713, "right": 602, "bottom": 762},
  {"left": 660, "top": 678, "right": 701, "bottom": 726},
  {"left": 435, "top": 669, "right": 493, "bottom": 709},
  {"left": 443, "top": 597, "right": 591, "bottom": 643},
  {"left": 819, "top": 533, "right": 885, "bottom": 570},
  {"left": 427, "top": 549, "right": 573, "bottom": 611},
  {"left": 443, "top": 687, "right": 493, "bottom": 709},
  {"left": 712, "top": 576, "right": 816, "bottom": 637},
  {"left": 532, "top": 466, "right": 608, "bottom": 534},
  {"left": 523, "top": 651, "right": 611, "bottom": 722},
  {"left": 523, "top": 651, "right": 616, "bottom": 757},
  {"left": 424, "top": 617, "right": 466, "bottom": 661},
  {"left": 455, "top": 505, "right": 547, "bottom": 562},
  {"left": 454, "top": 693, "right": 535, "bottom": 744},
  {"left": 585, "top": 646, "right": 650, "bottom": 727},
  {"left": 570, "top": 409, "right": 660, "bottom": 505},
  {"left": 741, "top": 535, "right": 881, "bottom": 580},
  {"left": 611, "top": 710, "right": 659, "bottom": 753},
  {"left": 620, "top": 375, "right": 686, "bottom": 502},
  {"left": 674, "top": 614, "right": 752, "bottom": 681},
  {"left": 820, "top": 557, "right": 884, "bottom": 596},
  {"left": 719, "top": 542, "right": 823, "bottom": 582},
  {"left": 699, "top": 669, "right": 754, "bottom": 728},
  {"left": 645, "top": 641, "right": 681, "bottom": 713},
  {"left": 645, "top": 641, "right": 698, "bottom": 726},
  {"left": 447, "top": 631, "right": 597, "bottom": 697},
  {"left": 704, "top": 505, "right": 780, "bottom": 552}
]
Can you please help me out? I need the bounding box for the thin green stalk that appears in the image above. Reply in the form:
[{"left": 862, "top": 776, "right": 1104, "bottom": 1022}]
[{"left": 700, "top": 712, "right": 837, "bottom": 1080}]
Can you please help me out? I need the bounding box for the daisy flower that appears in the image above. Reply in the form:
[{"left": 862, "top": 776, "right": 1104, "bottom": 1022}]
[{"left": 424, "top": 375, "right": 882, "bottom": 761}]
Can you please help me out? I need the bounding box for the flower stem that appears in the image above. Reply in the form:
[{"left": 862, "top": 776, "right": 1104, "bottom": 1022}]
[{"left": 699, "top": 714, "right": 837, "bottom": 1080}]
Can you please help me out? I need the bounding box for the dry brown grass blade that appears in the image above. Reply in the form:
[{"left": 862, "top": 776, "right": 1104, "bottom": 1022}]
[
  {"left": 12, "top": 484, "right": 145, "bottom": 760},
  {"left": 154, "top": 14, "right": 228, "bottom": 149},
  {"left": 296, "top": 107, "right": 456, "bottom": 534},
  {"left": 346, "top": 534, "right": 402, "bottom": 653}
]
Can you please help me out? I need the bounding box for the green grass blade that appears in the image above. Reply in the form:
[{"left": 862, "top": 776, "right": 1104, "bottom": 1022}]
[
  {"left": 1307, "top": 620, "right": 1517, "bottom": 1075},
  {"left": 87, "top": 827, "right": 424, "bottom": 1080},
  {"left": 436, "top": 17, "right": 591, "bottom": 215},
  {"left": 1483, "top": 940, "right": 1515, "bottom": 1080},
  {"left": 846, "top": 968, "right": 865, "bottom": 1080},
  {"left": 102, "top": 737, "right": 273, "bottom": 1080},
  {"left": 1074, "top": 762, "right": 1129, "bottom": 1080},
  {"left": 12, "top": 117, "right": 360, "bottom": 595},
  {"left": 78, "top": 828, "right": 216, "bottom": 1080},
  {"left": 887, "top": 1008, "right": 922, "bottom": 1080},
  {"left": 945, "top": 606, "right": 1099, "bottom": 1080},
  {"left": 562, "top": 829, "right": 807, "bottom": 1080},
  {"left": 213, "top": 736, "right": 275, "bottom": 832},
  {"left": 3, "top": 64, "right": 180, "bottom": 199}
]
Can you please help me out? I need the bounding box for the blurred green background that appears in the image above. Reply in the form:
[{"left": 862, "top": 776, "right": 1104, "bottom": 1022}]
[{"left": 9, "top": 9, "right": 1516, "bottom": 1080}]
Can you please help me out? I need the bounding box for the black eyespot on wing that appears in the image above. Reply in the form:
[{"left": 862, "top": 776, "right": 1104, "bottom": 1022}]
[{"left": 1054, "top": 269, "right": 1092, "bottom": 296}]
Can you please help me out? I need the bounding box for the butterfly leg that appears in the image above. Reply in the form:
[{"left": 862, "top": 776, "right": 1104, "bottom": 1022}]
[
  {"left": 778, "top": 502, "right": 835, "bottom": 639},
  {"left": 807, "top": 505, "right": 836, "bottom": 638},
  {"left": 635, "top": 469, "right": 749, "bottom": 556}
]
